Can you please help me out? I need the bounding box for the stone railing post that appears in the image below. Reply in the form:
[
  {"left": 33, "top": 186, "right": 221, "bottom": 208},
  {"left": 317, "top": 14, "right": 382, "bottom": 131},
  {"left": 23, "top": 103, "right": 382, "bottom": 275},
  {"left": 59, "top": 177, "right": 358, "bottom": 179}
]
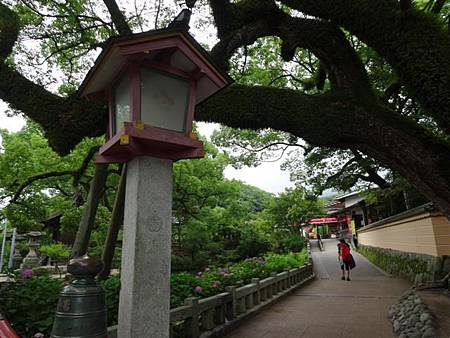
[
  {"left": 214, "top": 293, "right": 227, "bottom": 325},
  {"left": 184, "top": 298, "right": 200, "bottom": 338},
  {"left": 271, "top": 273, "right": 278, "bottom": 295},
  {"left": 202, "top": 308, "right": 215, "bottom": 331},
  {"left": 225, "top": 286, "right": 237, "bottom": 320},
  {"left": 251, "top": 278, "right": 261, "bottom": 306},
  {"left": 245, "top": 292, "right": 253, "bottom": 310},
  {"left": 260, "top": 282, "right": 267, "bottom": 302}
]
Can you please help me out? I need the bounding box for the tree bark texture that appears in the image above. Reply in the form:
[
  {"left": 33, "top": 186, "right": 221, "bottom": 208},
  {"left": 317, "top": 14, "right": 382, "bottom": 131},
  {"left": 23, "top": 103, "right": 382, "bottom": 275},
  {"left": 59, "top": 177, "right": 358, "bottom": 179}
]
[
  {"left": 98, "top": 164, "right": 127, "bottom": 280},
  {"left": 71, "top": 163, "right": 109, "bottom": 258}
]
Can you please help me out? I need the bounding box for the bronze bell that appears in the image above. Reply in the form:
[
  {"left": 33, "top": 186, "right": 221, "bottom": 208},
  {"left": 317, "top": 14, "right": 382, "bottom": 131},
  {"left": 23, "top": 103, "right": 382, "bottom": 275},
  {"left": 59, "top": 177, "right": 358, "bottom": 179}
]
[{"left": 51, "top": 255, "right": 107, "bottom": 338}]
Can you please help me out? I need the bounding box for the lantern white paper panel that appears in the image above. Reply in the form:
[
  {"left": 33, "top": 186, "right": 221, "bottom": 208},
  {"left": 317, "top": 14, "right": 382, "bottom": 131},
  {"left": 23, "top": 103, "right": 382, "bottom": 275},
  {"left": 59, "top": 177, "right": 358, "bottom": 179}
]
[
  {"left": 114, "top": 74, "right": 131, "bottom": 134},
  {"left": 141, "top": 68, "right": 190, "bottom": 132}
]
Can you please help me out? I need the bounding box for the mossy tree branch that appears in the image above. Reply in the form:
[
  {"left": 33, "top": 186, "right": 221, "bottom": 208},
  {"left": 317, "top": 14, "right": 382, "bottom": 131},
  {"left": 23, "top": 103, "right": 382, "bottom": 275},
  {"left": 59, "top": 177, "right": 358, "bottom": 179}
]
[
  {"left": 197, "top": 84, "right": 450, "bottom": 216},
  {"left": 279, "top": 0, "right": 450, "bottom": 134},
  {"left": 0, "top": 2, "right": 19, "bottom": 61},
  {"left": 1, "top": 0, "right": 450, "bottom": 217},
  {"left": 0, "top": 2, "right": 107, "bottom": 155},
  {"left": 205, "top": 0, "right": 450, "bottom": 216}
]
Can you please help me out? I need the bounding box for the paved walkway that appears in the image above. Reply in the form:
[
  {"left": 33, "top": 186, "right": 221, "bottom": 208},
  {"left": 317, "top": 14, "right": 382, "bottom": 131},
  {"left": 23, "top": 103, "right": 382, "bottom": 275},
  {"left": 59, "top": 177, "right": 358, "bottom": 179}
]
[{"left": 226, "top": 239, "right": 411, "bottom": 338}]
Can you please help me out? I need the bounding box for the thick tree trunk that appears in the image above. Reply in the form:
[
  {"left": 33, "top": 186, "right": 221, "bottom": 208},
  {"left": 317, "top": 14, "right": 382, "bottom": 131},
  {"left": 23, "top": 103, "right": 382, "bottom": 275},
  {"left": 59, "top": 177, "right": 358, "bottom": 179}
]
[
  {"left": 71, "top": 163, "right": 109, "bottom": 258},
  {"left": 98, "top": 164, "right": 127, "bottom": 280}
]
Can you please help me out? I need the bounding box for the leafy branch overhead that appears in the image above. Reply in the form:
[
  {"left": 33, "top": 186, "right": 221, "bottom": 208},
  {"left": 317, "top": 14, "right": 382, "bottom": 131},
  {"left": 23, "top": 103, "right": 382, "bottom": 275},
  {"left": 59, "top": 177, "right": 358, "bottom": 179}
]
[{"left": 0, "top": 0, "right": 449, "bottom": 216}]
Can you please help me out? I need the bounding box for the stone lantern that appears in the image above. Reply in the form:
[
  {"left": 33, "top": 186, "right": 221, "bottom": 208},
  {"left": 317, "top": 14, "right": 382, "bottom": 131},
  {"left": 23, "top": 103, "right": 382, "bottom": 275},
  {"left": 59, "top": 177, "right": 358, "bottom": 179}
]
[
  {"left": 20, "top": 231, "right": 42, "bottom": 271},
  {"left": 79, "top": 26, "right": 231, "bottom": 164},
  {"left": 78, "top": 20, "right": 231, "bottom": 338}
]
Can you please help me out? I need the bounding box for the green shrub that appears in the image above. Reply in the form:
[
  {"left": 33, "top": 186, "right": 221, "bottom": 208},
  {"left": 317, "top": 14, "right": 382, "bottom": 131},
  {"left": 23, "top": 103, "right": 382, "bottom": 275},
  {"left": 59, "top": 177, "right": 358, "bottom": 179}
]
[
  {"left": 0, "top": 273, "right": 63, "bottom": 337},
  {"left": 236, "top": 227, "right": 272, "bottom": 259},
  {"left": 278, "top": 236, "right": 306, "bottom": 253},
  {"left": 229, "top": 257, "right": 268, "bottom": 282},
  {"left": 2, "top": 250, "right": 310, "bottom": 331},
  {"left": 264, "top": 251, "right": 307, "bottom": 273},
  {"left": 214, "top": 249, "right": 239, "bottom": 265},
  {"left": 170, "top": 272, "right": 200, "bottom": 307},
  {"left": 39, "top": 243, "right": 70, "bottom": 261},
  {"left": 171, "top": 255, "right": 194, "bottom": 272},
  {"left": 100, "top": 275, "right": 121, "bottom": 326}
]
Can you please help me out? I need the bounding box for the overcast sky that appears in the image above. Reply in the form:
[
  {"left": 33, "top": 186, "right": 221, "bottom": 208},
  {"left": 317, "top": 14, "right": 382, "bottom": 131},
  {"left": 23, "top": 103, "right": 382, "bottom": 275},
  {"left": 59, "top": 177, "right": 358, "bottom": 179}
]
[{"left": 0, "top": 100, "right": 295, "bottom": 194}]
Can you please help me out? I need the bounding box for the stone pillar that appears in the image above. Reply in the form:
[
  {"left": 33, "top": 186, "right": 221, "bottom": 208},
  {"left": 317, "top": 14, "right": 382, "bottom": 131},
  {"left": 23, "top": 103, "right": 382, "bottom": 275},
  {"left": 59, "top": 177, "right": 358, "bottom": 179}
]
[
  {"left": 118, "top": 157, "right": 173, "bottom": 338},
  {"left": 12, "top": 234, "right": 25, "bottom": 269}
]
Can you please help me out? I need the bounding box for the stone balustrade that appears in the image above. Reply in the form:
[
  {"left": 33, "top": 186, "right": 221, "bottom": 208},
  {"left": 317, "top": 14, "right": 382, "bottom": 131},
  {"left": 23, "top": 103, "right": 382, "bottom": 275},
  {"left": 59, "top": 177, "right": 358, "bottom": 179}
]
[{"left": 107, "top": 263, "right": 314, "bottom": 338}]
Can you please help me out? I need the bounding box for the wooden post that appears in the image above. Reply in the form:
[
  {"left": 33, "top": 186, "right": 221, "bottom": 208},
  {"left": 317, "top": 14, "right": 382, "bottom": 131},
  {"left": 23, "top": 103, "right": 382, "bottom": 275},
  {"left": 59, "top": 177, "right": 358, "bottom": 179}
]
[
  {"left": 98, "top": 164, "right": 126, "bottom": 280},
  {"left": 72, "top": 163, "right": 109, "bottom": 258}
]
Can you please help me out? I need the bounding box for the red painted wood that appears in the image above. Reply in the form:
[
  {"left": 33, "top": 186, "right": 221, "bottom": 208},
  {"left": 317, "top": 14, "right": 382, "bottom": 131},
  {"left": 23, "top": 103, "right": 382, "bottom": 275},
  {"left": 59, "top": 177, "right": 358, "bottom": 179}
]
[
  {"left": 107, "top": 89, "right": 113, "bottom": 139},
  {"left": 97, "top": 122, "right": 204, "bottom": 163},
  {"left": 0, "top": 320, "right": 20, "bottom": 338},
  {"left": 130, "top": 63, "right": 141, "bottom": 121},
  {"left": 127, "top": 123, "right": 200, "bottom": 147},
  {"left": 153, "top": 47, "right": 178, "bottom": 62},
  {"left": 119, "top": 34, "right": 228, "bottom": 87},
  {"left": 190, "top": 68, "right": 204, "bottom": 81},
  {"left": 85, "top": 90, "right": 106, "bottom": 100},
  {"left": 141, "top": 59, "right": 192, "bottom": 80},
  {"left": 119, "top": 37, "right": 180, "bottom": 56},
  {"left": 174, "top": 41, "right": 227, "bottom": 88},
  {"left": 186, "top": 79, "right": 196, "bottom": 135}
]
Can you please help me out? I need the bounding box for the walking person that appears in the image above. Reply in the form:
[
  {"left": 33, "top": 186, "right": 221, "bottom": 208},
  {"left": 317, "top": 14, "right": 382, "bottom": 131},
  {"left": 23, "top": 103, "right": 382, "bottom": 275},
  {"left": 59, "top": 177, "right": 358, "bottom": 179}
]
[
  {"left": 338, "top": 238, "right": 353, "bottom": 281},
  {"left": 317, "top": 233, "right": 323, "bottom": 251}
]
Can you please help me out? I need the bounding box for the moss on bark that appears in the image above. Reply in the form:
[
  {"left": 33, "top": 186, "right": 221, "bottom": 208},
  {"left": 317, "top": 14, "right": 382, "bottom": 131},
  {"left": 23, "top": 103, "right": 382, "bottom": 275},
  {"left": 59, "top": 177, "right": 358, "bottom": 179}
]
[
  {"left": 0, "top": 2, "right": 19, "bottom": 60},
  {"left": 281, "top": 0, "right": 450, "bottom": 134}
]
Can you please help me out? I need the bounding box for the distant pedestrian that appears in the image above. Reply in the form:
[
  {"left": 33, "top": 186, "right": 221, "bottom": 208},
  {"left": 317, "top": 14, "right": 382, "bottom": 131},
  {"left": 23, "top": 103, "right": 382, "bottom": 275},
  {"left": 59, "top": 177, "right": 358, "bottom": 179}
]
[
  {"left": 317, "top": 233, "right": 323, "bottom": 251},
  {"left": 338, "top": 238, "right": 354, "bottom": 281}
]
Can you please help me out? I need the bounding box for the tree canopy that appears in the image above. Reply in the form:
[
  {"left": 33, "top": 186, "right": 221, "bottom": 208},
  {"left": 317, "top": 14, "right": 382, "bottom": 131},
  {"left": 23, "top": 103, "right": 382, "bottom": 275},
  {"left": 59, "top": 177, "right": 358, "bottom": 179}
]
[{"left": 0, "top": 0, "right": 449, "bottom": 216}]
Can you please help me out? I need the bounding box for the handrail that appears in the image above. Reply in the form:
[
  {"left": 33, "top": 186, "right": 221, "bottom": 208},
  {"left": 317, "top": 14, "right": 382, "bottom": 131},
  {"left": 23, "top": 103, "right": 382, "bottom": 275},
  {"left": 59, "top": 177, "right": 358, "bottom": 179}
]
[
  {"left": 168, "top": 263, "right": 313, "bottom": 338},
  {"left": 107, "top": 262, "right": 314, "bottom": 338}
]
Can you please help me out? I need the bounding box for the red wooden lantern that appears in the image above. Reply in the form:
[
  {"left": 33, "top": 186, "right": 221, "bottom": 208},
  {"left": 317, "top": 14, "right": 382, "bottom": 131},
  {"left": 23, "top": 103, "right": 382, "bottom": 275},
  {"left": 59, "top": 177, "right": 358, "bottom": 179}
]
[{"left": 79, "top": 27, "right": 232, "bottom": 163}]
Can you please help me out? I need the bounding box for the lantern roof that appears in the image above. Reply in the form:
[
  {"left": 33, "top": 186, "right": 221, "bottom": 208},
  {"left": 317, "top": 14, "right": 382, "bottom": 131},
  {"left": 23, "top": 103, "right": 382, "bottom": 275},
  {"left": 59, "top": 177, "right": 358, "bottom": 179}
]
[{"left": 79, "top": 27, "right": 232, "bottom": 104}]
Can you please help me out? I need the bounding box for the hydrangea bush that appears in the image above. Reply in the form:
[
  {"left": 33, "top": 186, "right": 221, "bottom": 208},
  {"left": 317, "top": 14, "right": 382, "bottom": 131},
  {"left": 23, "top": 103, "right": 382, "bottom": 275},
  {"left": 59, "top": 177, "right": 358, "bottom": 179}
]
[{"left": 1, "top": 250, "right": 308, "bottom": 334}]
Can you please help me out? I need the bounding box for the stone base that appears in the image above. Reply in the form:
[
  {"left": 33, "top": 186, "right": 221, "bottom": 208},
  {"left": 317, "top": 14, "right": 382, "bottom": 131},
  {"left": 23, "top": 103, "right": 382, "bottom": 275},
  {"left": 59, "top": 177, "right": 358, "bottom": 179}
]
[{"left": 20, "top": 257, "right": 40, "bottom": 271}]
